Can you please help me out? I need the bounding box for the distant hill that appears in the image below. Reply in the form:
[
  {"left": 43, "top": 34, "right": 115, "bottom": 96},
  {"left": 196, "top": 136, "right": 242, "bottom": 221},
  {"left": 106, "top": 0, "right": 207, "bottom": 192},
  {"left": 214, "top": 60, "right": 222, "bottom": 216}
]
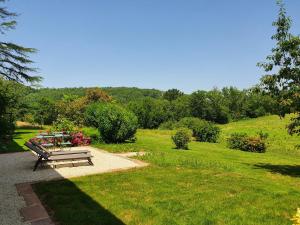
[{"left": 24, "top": 87, "right": 163, "bottom": 103}]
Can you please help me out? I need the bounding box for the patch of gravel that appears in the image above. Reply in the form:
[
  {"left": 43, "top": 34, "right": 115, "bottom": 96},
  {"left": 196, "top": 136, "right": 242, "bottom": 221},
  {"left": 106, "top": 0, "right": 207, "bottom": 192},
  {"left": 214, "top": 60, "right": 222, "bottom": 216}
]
[{"left": 0, "top": 147, "right": 147, "bottom": 225}]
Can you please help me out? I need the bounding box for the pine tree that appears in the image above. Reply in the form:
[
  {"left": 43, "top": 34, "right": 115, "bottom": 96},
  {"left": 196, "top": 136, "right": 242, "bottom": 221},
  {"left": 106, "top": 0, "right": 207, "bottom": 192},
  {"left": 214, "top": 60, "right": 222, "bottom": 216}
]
[{"left": 0, "top": 0, "right": 41, "bottom": 84}]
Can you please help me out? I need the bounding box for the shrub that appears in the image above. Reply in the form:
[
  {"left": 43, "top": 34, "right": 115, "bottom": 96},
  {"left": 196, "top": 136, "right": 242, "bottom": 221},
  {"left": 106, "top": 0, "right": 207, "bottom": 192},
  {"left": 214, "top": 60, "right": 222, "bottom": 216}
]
[
  {"left": 227, "top": 132, "right": 266, "bottom": 153},
  {"left": 172, "top": 128, "right": 192, "bottom": 150},
  {"left": 84, "top": 103, "right": 101, "bottom": 127},
  {"left": 158, "top": 120, "right": 176, "bottom": 130},
  {"left": 227, "top": 133, "right": 248, "bottom": 149},
  {"left": 175, "top": 117, "right": 203, "bottom": 131},
  {"left": 71, "top": 132, "right": 91, "bottom": 146},
  {"left": 52, "top": 115, "right": 76, "bottom": 132},
  {"left": 94, "top": 103, "right": 138, "bottom": 143},
  {"left": 193, "top": 121, "right": 220, "bottom": 143},
  {"left": 243, "top": 137, "right": 266, "bottom": 153}
]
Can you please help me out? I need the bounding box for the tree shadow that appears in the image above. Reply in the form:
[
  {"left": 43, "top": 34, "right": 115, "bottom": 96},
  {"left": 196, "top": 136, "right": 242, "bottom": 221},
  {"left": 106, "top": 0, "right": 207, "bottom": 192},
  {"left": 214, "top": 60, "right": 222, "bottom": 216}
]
[
  {"left": 0, "top": 139, "right": 27, "bottom": 153},
  {"left": 254, "top": 163, "right": 300, "bottom": 178},
  {"left": 34, "top": 178, "right": 125, "bottom": 225}
]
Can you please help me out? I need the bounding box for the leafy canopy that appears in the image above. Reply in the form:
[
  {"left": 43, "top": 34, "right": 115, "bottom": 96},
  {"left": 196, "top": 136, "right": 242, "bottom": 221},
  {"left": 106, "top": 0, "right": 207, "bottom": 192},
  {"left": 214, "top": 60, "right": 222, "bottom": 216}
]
[{"left": 258, "top": 0, "right": 300, "bottom": 135}]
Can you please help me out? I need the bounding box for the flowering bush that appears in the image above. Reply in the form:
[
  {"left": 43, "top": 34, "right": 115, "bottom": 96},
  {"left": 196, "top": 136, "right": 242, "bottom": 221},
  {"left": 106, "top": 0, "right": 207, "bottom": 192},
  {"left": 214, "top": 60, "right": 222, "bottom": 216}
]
[
  {"left": 71, "top": 132, "right": 91, "bottom": 146},
  {"left": 227, "top": 132, "right": 266, "bottom": 153}
]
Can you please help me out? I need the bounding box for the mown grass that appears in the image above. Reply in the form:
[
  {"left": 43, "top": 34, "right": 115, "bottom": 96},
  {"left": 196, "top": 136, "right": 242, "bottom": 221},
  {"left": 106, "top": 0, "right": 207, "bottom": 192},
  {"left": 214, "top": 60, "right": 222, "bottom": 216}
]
[{"left": 33, "top": 115, "right": 300, "bottom": 225}]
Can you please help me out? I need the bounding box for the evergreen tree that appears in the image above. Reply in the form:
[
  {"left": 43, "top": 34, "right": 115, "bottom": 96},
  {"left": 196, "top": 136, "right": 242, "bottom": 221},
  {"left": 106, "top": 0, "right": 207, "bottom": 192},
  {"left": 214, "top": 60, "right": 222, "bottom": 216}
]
[{"left": 0, "top": 0, "right": 40, "bottom": 83}]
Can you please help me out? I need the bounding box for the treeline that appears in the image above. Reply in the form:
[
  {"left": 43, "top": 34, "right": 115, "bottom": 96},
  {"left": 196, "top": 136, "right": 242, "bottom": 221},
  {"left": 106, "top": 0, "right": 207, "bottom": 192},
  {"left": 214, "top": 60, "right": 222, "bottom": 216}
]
[
  {"left": 24, "top": 87, "right": 163, "bottom": 103},
  {"left": 128, "top": 87, "right": 277, "bottom": 128},
  {"left": 9, "top": 83, "right": 279, "bottom": 129},
  {"left": 0, "top": 77, "right": 281, "bottom": 135}
]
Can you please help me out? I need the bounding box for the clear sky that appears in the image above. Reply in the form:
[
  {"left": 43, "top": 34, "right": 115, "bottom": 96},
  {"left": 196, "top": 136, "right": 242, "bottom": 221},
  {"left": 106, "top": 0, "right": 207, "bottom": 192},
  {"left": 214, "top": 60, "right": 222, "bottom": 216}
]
[{"left": 4, "top": 0, "right": 300, "bottom": 93}]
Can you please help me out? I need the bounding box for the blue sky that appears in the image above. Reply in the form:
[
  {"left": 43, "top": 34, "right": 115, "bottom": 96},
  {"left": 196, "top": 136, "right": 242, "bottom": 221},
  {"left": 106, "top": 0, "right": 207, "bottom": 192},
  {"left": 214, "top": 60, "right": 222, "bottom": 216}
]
[{"left": 4, "top": 0, "right": 300, "bottom": 93}]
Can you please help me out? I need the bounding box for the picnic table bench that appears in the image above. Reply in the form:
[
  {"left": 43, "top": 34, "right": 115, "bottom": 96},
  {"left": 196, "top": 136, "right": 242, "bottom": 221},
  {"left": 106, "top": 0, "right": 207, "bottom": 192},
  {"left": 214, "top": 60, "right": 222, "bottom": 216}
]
[{"left": 25, "top": 141, "right": 93, "bottom": 171}]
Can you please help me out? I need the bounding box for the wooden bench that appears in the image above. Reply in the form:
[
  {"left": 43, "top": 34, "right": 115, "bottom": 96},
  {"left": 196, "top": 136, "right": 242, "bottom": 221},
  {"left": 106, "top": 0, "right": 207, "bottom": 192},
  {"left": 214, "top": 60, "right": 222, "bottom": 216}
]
[{"left": 25, "top": 142, "right": 93, "bottom": 171}]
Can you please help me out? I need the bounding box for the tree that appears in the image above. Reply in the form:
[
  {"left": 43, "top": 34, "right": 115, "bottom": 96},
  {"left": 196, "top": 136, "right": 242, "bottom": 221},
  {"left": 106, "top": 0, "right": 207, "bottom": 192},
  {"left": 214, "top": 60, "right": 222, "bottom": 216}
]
[
  {"left": 190, "top": 89, "right": 230, "bottom": 124},
  {"left": 85, "top": 87, "right": 112, "bottom": 103},
  {"left": 128, "top": 98, "right": 171, "bottom": 129},
  {"left": 258, "top": 0, "right": 300, "bottom": 134},
  {"left": 0, "top": 0, "right": 40, "bottom": 84},
  {"left": 163, "top": 89, "right": 184, "bottom": 101}
]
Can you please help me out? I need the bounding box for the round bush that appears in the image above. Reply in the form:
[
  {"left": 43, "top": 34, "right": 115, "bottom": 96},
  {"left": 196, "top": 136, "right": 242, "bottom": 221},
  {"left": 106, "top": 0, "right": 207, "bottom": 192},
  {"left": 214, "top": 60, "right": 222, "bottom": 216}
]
[
  {"left": 172, "top": 128, "right": 192, "bottom": 150},
  {"left": 94, "top": 103, "right": 138, "bottom": 143},
  {"left": 227, "top": 132, "right": 266, "bottom": 153},
  {"left": 158, "top": 120, "right": 176, "bottom": 130},
  {"left": 193, "top": 120, "right": 220, "bottom": 143},
  {"left": 175, "top": 117, "right": 204, "bottom": 131}
]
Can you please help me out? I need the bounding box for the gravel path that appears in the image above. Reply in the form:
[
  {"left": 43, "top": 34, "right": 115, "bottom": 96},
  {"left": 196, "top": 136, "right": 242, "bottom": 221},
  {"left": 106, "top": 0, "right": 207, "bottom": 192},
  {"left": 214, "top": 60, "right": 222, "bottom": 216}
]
[{"left": 0, "top": 146, "right": 147, "bottom": 225}]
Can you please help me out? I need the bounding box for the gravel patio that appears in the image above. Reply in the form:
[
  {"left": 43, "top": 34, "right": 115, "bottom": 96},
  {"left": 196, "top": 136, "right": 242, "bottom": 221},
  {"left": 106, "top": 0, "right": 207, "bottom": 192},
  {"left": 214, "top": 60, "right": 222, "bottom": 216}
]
[{"left": 0, "top": 146, "right": 147, "bottom": 225}]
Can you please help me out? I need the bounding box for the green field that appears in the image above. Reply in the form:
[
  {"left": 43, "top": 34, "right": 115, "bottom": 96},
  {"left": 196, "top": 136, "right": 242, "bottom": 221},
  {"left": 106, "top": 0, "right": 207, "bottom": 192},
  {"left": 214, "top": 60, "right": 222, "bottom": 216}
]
[{"left": 30, "top": 115, "right": 300, "bottom": 225}]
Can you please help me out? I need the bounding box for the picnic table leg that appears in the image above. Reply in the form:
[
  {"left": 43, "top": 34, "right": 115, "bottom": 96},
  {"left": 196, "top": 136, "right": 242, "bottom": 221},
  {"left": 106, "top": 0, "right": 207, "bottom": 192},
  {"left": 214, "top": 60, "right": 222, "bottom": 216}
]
[
  {"left": 33, "top": 156, "right": 43, "bottom": 171},
  {"left": 88, "top": 158, "right": 94, "bottom": 166}
]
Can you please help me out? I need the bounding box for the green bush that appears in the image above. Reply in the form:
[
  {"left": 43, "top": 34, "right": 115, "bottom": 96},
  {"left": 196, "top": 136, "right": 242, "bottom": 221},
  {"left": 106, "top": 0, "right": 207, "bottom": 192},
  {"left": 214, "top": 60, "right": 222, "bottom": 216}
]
[
  {"left": 158, "top": 120, "right": 176, "bottom": 130},
  {"left": 172, "top": 128, "right": 192, "bottom": 150},
  {"left": 193, "top": 120, "right": 220, "bottom": 143},
  {"left": 227, "top": 133, "right": 248, "bottom": 149},
  {"left": 93, "top": 103, "right": 138, "bottom": 143},
  {"left": 84, "top": 103, "right": 101, "bottom": 127},
  {"left": 175, "top": 117, "right": 203, "bottom": 131},
  {"left": 227, "top": 132, "right": 266, "bottom": 153},
  {"left": 52, "top": 115, "right": 76, "bottom": 132}
]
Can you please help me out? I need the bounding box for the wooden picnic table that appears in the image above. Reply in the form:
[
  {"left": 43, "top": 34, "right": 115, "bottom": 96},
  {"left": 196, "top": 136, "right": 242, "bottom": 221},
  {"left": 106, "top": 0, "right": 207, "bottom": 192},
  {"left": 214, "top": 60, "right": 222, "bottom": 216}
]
[{"left": 36, "top": 133, "right": 72, "bottom": 149}]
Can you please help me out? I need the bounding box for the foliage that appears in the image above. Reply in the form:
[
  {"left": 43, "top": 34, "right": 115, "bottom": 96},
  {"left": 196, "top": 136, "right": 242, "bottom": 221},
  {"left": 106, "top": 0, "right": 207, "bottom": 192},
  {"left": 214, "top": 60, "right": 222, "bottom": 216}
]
[
  {"left": 71, "top": 132, "right": 91, "bottom": 146},
  {"left": 52, "top": 115, "right": 76, "bottom": 132},
  {"left": 258, "top": 1, "right": 300, "bottom": 135},
  {"left": 227, "top": 132, "right": 266, "bottom": 153},
  {"left": 56, "top": 88, "right": 112, "bottom": 126},
  {"left": 0, "top": 0, "right": 40, "bottom": 83},
  {"left": 163, "top": 88, "right": 184, "bottom": 101},
  {"left": 171, "top": 128, "right": 192, "bottom": 150},
  {"left": 190, "top": 89, "right": 230, "bottom": 124},
  {"left": 158, "top": 120, "right": 176, "bottom": 130},
  {"left": 0, "top": 78, "right": 28, "bottom": 137},
  {"left": 227, "top": 133, "right": 248, "bottom": 149},
  {"left": 175, "top": 117, "right": 204, "bottom": 131},
  {"left": 168, "top": 95, "right": 192, "bottom": 121},
  {"left": 193, "top": 120, "right": 220, "bottom": 143},
  {"left": 85, "top": 87, "right": 112, "bottom": 103},
  {"left": 84, "top": 103, "right": 102, "bottom": 128},
  {"left": 128, "top": 98, "right": 171, "bottom": 129},
  {"left": 92, "top": 103, "right": 138, "bottom": 143},
  {"left": 0, "top": 116, "right": 15, "bottom": 138}
]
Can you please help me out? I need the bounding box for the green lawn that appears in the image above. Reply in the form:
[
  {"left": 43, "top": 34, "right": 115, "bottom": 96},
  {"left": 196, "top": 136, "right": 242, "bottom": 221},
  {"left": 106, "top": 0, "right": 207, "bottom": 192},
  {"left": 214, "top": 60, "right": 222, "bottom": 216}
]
[
  {"left": 0, "top": 127, "right": 40, "bottom": 153},
  {"left": 25, "top": 115, "right": 300, "bottom": 224}
]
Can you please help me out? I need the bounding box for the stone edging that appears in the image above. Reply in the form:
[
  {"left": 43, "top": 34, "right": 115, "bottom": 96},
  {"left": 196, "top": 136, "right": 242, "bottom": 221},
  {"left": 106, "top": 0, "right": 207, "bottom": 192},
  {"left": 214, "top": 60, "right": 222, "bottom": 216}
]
[{"left": 16, "top": 183, "right": 54, "bottom": 225}]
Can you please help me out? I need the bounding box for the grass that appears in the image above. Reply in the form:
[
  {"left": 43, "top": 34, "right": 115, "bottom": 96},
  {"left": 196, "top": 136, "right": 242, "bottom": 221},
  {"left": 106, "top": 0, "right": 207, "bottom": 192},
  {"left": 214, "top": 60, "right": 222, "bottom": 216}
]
[
  {"left": 22, "top": 115, "right": 300, "bottom": 224},
  {"left": 0, "top": 127, "right": 40, "bottom": 153}
]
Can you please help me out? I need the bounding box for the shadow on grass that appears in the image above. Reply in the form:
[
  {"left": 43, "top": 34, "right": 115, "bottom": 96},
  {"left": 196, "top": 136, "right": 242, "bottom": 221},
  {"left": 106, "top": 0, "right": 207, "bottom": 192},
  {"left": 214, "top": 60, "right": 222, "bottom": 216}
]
[
  {"left": 0, "top": 128, "right": 38, "bottom": 153},
  {"left": 254, "top": 163, "right": 300, "bottom": 177},
  {"left": 34, "top": 179, "right": 125, "bottom": 225},
  {"left": 0, "top": 139, "right": 27, "bottom": 153}
]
